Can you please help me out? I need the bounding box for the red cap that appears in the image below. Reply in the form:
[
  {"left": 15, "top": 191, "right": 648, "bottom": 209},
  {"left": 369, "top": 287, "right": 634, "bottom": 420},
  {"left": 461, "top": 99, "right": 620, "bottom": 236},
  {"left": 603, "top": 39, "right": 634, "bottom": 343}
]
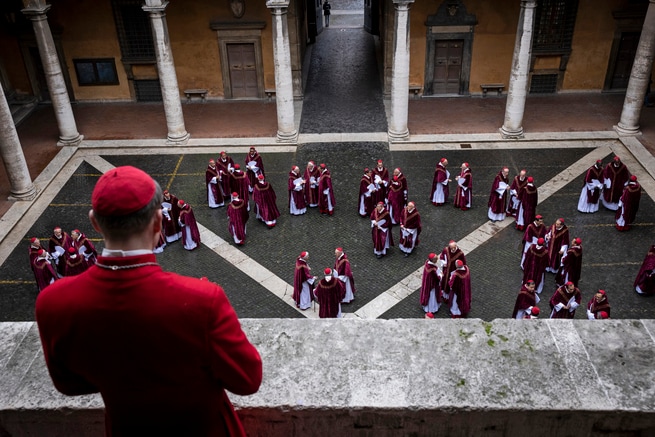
[
  {"left": 324, "top": 268, "right": 332, "bottom": 275},
  {"left": 630, "top": 175, "right": 637, "bottom": 182},
  {"left": 336, "top": 247, "right": 343, "bottom": 252},
  {"left": 599, "top": 311, "right": 609, "bottom": 319},
  {"left": 37, "top": 249, "right": 45, "bottom": 256},
  {"left": 232, "top": 192, "right": 239, "bottom": 198},
  {"left": 613, "top": 156, "right": 620, "bottom": 161},
  {"left": 320, "top": 163, "right": 326, "bottom": 169},
  {"left": 531, "top": 307, "right": 540, "bottom": 316},
  {"left": 300, "top": 251, "right": 308, "bottom": 258},
  {"left": 30, "top": 237, "right": 37, "bottom": 243},
  {"left": 428, "top": 253, "right": 437, "bottom": 260},
  {"left": 234, "top": 164, "right": 240, "bottom": 170},
  {"left": 440, "top": 158, "right": 447, "bottom": 163},
  {"left": 425, "top": 312, "right": 434, "bottom": 319},
  {"left": 598, "top": 289, "right": 606, "bottom": 295},
  {"left": 463, "top": 162, "right": 469, "bottom": 167},
  {"left": 92, "top": 166, "right": 156, "bottom": 216},
  {"left": 258, "top": 174, "right": 265, "bottom": 180},
  {"left": 377, "top": 159, "right": 383, "bottom": 163},
  {"left": 566, "top": 281, "right": 574, "bottom": 286},
  {"left": 535, "top": 215, "right": 543, "bottom": 219},
  {"left": 377, "top": 201, "right": 385, "bottom": 206},
  {"left": 574, "top": 238, "right": 582, "bottom": 245},
  {"left": 456, "top": 260, "right": 464, "bottom": 268},
  {"left": 72, "top": 229, "right": 80, "bottom": 234},
  {"left": 527, "top": 177, "right": 534, "bottom": 183},
  {"left": 558, "top": 218, "right": 565, "bottom": 224},
  {"left": 53, "top": 227, "right": 61, "bottom": 232},
  {"left": 68, "top": 247, "right": 76, "bottom": 253},
  {"left": 537, "top": 238, "right": 545, "bottom": 245},
  {"left": 393, "top": 176, "right": 398, "bottom": 181}
]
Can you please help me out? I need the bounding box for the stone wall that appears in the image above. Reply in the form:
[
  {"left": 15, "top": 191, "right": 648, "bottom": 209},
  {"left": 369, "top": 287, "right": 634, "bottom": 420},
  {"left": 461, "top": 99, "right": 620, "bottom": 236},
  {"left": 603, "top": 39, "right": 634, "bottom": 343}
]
[{"left": 1, "top": 319, "right": 655, "bottom": 436}]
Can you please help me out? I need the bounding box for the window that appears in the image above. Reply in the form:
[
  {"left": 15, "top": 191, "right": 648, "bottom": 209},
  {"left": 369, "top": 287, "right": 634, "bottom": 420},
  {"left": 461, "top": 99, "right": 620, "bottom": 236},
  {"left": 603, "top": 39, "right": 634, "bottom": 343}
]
[
  {"left": 73, "top": 59, "right": 119, "bottom": 86},
  {"left": 111, "top": 0, "right": 156, "bottom": 62},
  {"left": 533, "top": 0, "right": 579, "bottom": 53}
]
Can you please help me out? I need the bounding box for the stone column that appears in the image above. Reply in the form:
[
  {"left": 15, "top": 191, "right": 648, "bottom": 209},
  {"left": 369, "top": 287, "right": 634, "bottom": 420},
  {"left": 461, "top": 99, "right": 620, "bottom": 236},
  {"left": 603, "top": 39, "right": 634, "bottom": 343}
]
[
  {"left": 0, "top": 82, "right": 37, "bottom": 201},
  {"left": 267, "top": 0, "right": 298, "bottom": 142},
  {"left": 615, "top": 0, "right": 655, "bottom": 136},
  {"left": 388, "top": 0, "right": 414, "bottom": 141},
  {"left": 500, "top": 0, "right": 537, "bottom": 139},
  {"left": 142, "top": 0, "right": 189, "bottom": 144},
  {"left": 22, "top": 0, "right": 82, "bottom": 147}
]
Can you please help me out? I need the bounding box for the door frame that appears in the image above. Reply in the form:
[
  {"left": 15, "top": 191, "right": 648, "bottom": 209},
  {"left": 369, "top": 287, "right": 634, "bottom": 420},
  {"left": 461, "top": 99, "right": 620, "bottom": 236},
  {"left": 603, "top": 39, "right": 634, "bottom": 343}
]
[{"left": 212, "top": 22, "right": 265, "bottom": 99}]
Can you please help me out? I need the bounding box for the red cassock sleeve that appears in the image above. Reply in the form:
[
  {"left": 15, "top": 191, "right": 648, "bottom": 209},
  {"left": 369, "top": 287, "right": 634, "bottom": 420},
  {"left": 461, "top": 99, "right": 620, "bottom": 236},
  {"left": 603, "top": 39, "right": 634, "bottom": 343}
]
[{"left": 208, "top": 287, "right": 263, "bottom": 396}]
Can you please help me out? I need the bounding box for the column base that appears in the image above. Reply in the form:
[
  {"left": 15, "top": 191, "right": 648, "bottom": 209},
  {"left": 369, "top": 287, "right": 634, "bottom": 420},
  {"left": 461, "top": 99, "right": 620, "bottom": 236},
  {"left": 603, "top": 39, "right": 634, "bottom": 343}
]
[
  {"left": 166, "top": 131, "right": 190, "bottom": 145},
  {"left": 57, "top": 134, "right": 84, "bottom": 147},
  {"left": 499, "top": 126, "right": 524, "bottom": 139},
  {"left": 8, "top": 184, "right": 38, "bottom": 202},
  {"left": 276, "top": 129, "right": 298, "bottom": 143},
  {"left": 388, "top": 128, "right": 410, "bottom": 142},
  {"left": 614, "top": 124, "right": 641, "bottom": 136}
]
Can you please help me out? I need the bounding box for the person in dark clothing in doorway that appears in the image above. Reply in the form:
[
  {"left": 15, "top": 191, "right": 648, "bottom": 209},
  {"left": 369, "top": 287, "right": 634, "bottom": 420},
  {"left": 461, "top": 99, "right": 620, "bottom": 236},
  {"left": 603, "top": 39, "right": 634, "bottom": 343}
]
[{"left": 323, "top": 1, "right": 331, "bottom": 27}]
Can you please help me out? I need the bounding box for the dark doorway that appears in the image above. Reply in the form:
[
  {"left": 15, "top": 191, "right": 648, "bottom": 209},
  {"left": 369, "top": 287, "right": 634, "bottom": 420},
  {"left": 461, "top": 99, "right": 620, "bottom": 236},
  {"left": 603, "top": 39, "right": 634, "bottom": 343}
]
[
  {"left": 610, "top": 32, "right": 640, "bottom": 90},
  {"left": 431, "top": 40, "right": 463, "bottom": 95}
]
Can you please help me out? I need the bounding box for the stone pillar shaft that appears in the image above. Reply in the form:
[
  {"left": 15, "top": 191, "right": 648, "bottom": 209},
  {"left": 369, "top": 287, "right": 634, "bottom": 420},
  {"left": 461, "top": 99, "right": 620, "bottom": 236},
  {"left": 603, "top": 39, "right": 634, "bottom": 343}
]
[
  {"left": 0, "top": 82, "right": 37, "bottom": 200},
  {"left": 616, "top": 0, "right": 655, "bottom": 136},
  {"left": 22, "top": 2, "right": 82, "bottom": 147},
  {"left": 500, "top": 0, "right": 537, "bottom": 139},
  {"left": 267, "top": 0, "right": 298, "bottom": 143},
  {"left": 143, "top": 1, "right": 189, "bottom": 144},
  {"left": 388, "top": 0, "right": 414, "bottom": 141}
]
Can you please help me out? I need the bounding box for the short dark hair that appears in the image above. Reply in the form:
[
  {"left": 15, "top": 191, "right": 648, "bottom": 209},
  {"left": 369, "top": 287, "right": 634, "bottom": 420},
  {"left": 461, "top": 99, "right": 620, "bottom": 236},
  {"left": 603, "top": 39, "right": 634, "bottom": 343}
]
[{"left": 93, "top": 181, "right": 163, "bottom": 241}]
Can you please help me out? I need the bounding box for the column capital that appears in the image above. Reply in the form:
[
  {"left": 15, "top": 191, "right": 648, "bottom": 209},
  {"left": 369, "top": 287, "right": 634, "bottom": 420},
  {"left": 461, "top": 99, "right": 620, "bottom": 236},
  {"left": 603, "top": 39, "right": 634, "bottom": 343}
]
[
  {"left": 392, "top": 0, "right": 415, "bottom": 4},
  {"left": 142, "top": 1, "right": 169, "bottom": 13},
  {"left": 521, "top": 0, "right": 537, "bottom": 8},
  {"left": 21, "top": 3, "right": 51, "bottom": 18},
  {"left": 266, "top": 0, "right": 290, "bottom": 9}
]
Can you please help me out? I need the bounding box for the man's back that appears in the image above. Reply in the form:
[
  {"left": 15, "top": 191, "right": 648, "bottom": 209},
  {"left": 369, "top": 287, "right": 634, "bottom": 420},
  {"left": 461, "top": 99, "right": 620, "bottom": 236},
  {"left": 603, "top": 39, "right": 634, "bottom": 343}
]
[{"left": 36, "top": 253, "right": 262, "bottom": 436}]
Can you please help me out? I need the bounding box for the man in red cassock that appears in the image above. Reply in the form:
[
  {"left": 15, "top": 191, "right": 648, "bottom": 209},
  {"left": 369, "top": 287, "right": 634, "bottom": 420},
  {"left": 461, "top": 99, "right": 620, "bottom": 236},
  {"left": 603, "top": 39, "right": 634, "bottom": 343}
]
[
  {"left": 64, "top": 246, "right": 87, "bottom": 277},
  {"left": 216, "top": 151, "right": 235, "bottom": 199},
  {"left": 515, "top": 176, "right": 538, "bottom": 231},
  {"left": 615, "top": 175, "right": 641, "bottom": 231},
  {"left": 304, "top": 161, "right": 320, "bottom": 208},
  {"left": 230, "top": 164, "right": 251, "bottom": 209},
  {"left": 387, "top": 168, "right": 408, "bottom": 224},
  {"left": 521, "top": 215, "right": 546, "bottom": 268},
  {"left": 71, "top": 229, "right": 97, "bottom": 267},
  {"left": 334, "top": 247, "right": 356, "bottom": 304},
  {"left": 601, "top": 156, "right": 631, "bottom": 210},
  {"left": 439, "top": 240, "right": 466, "bottom": 298},
  {"left": 318, "top": 163, "right": 336, "bottom": 215},
  {"left": 288, "top": 165, "right": 307, "bottom": 215},
  {"left": 313, "top": 268, "right": 346, "bottom": 318},
  {"left": 399, "top": 201, "right": 421, "bottom": 257},
  {"left": 244, "top": 146, "right": 265, "bottom": 190},
  {"left": 28, "top": 237, "right": 45, "bottom": 273},
  {"left": 227, "top": 192, "right": 249, "bottom": 245},
  {"left": 177, "top": 200, "right": 201, "bottom": 250},
  {"left": 507, "top": 169, "right": 528, "bottom": 218},
  {"left": 635, "top": 244, "right": 655, "bottom": 295},
  {"left": 430, "top": 158, "right": 450, "bottom": 206},
  {"left": 586, "top": 289, "right": 610, "bottom": 320},
  {"left": 545, "top": 218, "right": 569, "bottom": 273},
  {"left": 359, "top": 168, "right": 378, "bottom": 217},
  {"left": 253, "top": 174, "right": 280, "bottom": 228},
  {"left": 372, "top": 159, "right": 390, "bottom": 206},
  {"left": 454, "top": 162, "right": 472, "bottom": 210},
  {"left": 446, "top": 260, "right": 471, "bottom": 318},
  {"left": 205, "top": 159, "right": 224, "bottom": 208},
  {"left": 162, "top": 190, "right": 182, "bottom": 243},
  {"left": 512, "top": 280, "right": 539, "bottom": 319},
  {"left": 420, "top": 253, "right": 441, "bottom": 315},
  {"left": 577, "top": 159, "right": 604, "bottom": 213},
  {"left": 522, "top": 237, "right": 549, "bottom": 294},
  {"left": 293, "top": 251, "right": 316, "bottom": 310},
  {"left": 33, "top": 249, "right": 58, "bottom": 291},
  {"left": 549, "top": 281, "right": 581, "bottom": 319},
  {"left": 556, "top": 237, "right": 583, "bottom": 287},
  {"left": 371, "top": 202, "right": 393, "bottom": 258},
  {"left": 35, "top": 166, "right": 262, "bottom": 436},
  {"left": 49, "top": 227, "right": 72, "bottom": 276},
  {"left": 488, "top": 167, "right": 510, "bottom": 222}
]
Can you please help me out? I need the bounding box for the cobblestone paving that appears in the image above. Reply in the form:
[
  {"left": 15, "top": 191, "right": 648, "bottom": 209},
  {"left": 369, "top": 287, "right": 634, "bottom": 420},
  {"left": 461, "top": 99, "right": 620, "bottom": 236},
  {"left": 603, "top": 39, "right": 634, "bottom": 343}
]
[
  {"left": 2, "top": 143, "right": 653, "bottom": 322},
  {"left": 300, "top": 27, "right": 387, "bottom": 133}
]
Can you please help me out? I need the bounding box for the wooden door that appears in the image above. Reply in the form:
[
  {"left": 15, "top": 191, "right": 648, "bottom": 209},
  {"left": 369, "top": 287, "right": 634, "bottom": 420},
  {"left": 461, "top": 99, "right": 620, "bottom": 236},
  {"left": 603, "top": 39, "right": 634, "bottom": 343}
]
[
  {"left": 227, "top": 43, "right": 258, "bottom": 98},
  {"left": 432, "top": 40, "right": 463, "bottom": 94},
  {"left": 610, "top": 32, "right": 639, "bottom": 90}
]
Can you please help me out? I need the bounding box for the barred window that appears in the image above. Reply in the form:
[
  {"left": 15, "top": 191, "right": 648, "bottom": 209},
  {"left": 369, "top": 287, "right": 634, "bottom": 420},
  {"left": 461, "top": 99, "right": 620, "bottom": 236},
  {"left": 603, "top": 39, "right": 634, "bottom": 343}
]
[
  {"left": 533, "top": 0, "right": 579, "bottom": 53},
  {"left": 111, "top": 0, "right": 156, "bottom": 62}
]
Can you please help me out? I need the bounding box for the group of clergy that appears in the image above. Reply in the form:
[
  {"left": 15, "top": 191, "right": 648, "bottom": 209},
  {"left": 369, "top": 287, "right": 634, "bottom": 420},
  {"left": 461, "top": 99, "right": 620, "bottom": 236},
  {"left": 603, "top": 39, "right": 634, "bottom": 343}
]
[
  {"left": 577, "top": 156, "right": 642, "bottom": 231},
  {"left": 28, "top": 227, "right": 97, "bottom": 291}
]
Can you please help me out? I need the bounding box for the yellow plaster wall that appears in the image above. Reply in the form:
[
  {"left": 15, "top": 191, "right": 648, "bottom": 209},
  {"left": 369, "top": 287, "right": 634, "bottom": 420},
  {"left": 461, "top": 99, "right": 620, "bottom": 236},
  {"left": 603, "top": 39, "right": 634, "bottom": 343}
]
[
  {"left": 0, "top": 33, "right": 32, "bottom": 94},
  {"left": 49, "top": 1, "right": 131, "bottom": 100}
]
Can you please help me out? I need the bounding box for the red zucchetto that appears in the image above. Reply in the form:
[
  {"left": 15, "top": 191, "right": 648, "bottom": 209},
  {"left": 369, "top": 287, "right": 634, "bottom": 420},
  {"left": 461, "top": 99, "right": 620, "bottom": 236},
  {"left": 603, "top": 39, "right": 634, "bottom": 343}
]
[{"left": 92, "top": 166, "right": 156, "bottom": 216}]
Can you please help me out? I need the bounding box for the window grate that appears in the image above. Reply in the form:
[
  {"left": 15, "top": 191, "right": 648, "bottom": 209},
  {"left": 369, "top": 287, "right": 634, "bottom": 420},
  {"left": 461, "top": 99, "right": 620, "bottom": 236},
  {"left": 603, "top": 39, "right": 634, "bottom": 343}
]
[
  {"left": 533, "top": 0, "right": 578, "bottom": 53},
  {"left": 530, "top": 74, "right": 558, "bottom": 94},
  {"left": 134, "top": 79, "right": 162, "bottom": 102},
  {"left": 112, "top": 0, "right": 156, "bottom": 62}
]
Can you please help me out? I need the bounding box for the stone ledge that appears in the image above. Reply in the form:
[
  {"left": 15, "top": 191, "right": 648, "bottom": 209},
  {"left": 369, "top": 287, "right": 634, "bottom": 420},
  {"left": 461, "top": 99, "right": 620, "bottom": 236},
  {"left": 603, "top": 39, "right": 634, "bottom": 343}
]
[{"left": 1, "top": 319, "right": 654, "bottom": 436}]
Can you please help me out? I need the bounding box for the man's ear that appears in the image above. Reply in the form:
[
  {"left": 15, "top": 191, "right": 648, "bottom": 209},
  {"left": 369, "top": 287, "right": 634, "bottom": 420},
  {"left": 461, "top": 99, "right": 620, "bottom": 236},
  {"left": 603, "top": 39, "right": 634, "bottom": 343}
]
[{"left": 89, "top": 210, "right": 102, "bottom": 233}]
